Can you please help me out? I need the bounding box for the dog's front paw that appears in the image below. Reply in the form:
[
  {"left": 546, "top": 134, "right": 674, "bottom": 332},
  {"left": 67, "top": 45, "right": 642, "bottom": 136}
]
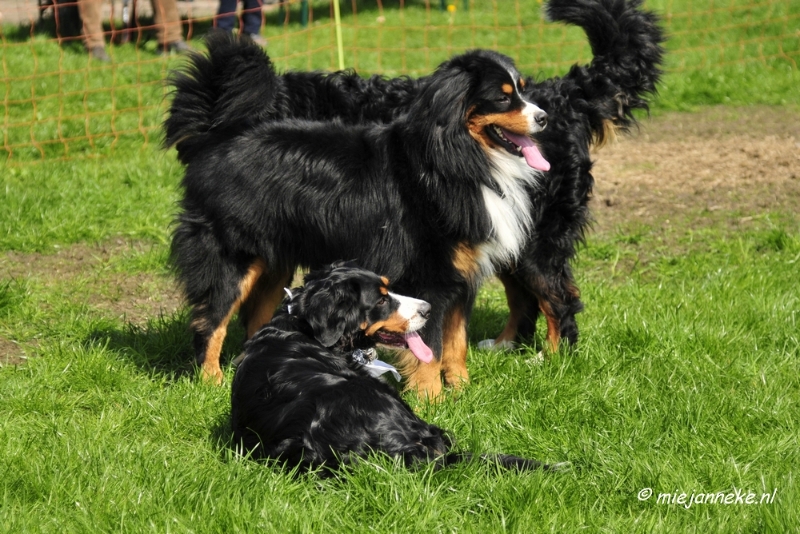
[
  {"left": 200, "top": 363, "right": 224, "bottom": 385},
  {"left": 404, "top": 362, "right": 444, "bottom": 402},
  {"left": 442, "top": 363, "right": 469, "bottom": 390}
]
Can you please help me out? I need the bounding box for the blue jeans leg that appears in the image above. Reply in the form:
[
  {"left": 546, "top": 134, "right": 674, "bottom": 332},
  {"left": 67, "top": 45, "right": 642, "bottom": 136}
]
[
  {"left": 216, "top": 0, "right": 238, "bottom": 32},
  {"left": 241, "top": 0, "right": 263, "bottom": 35}
]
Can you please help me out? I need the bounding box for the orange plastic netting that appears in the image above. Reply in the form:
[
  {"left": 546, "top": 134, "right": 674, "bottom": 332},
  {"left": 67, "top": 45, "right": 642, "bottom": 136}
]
[{"left": 2, "top": 0, "right": 798, "bottom": 163}]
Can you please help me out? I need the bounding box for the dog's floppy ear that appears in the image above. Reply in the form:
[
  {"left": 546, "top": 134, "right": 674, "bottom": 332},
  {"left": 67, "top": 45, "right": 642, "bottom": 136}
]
[
  {"left": 294, "top": 275, "right": 362, "bottom": 347},
  {"left": 408, "top": 61, "right": 472, "bottom": 142},
  {"left": 406, "top": 53, "right": 495, "bottom": 193}
]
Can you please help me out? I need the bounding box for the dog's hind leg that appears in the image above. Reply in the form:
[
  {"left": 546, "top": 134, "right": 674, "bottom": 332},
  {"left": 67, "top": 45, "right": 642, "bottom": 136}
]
[
  {"left": 239, "top": 269, "right": 293, "bottom": 339},
  {"left": 191, "top": 258, "right": 267, "bottom": 384},
  {"left": 483, "top": 265, "right": 582, "bottom": 354},
  {"left": 488, "top": 271, "right": 542, "bottom": 349},
  {"left": 537, "top": 279, "right": 582, "bottom": 353}
]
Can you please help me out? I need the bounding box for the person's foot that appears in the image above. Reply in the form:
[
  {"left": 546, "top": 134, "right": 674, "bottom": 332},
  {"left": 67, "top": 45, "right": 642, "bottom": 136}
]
[
  {"left": 155, "top": 40, "right": 195, "bottom": 56},
  {"left": 246, "top": 33, "right": 267, "bottom": 47},
  {"left": 89, "top": 46, "right": 110, "bottom": 62}
]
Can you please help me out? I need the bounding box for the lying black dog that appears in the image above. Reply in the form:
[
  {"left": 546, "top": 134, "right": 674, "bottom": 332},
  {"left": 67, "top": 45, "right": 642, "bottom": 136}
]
[{"left": 231, "top": 263, "right": 563, "bottom": 472}]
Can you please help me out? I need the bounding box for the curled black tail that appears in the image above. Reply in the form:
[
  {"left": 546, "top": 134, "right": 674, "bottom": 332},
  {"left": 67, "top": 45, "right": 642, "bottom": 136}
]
[
  {"left": 545, "top": 0, "right": 665, "bottom": 139},
  {"left": 164, "top": 31, "right": 281, "bottom": 164}
]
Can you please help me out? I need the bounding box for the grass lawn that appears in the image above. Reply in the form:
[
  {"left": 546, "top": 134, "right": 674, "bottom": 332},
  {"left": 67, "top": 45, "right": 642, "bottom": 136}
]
[
  {"left": 2, "top": 124, "right": 799, "bottom": 532},
  {"left": 2, "top": 0, "right": 800, "bottom": 531}
]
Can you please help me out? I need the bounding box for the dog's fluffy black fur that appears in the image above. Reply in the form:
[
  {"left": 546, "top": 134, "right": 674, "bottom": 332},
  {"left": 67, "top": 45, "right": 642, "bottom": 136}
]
[
  {"left": 231, "top": 263, "right": 559, "bottom": 472},
  {"left": 165, "top": 0, "right": 664, "bottom": 366},
  {"left": 167, "top": 42, "right": 552, "bottom": 395}
]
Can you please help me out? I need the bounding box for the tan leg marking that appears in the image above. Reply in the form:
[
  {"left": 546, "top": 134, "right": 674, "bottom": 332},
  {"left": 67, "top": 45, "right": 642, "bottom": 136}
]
[
  {"left": 394, "top": 350, "right": 443, "bottom": 401},
  {"left": 441, "top": 306, "right": 469, "bottom": 388},
  {"left": 538, "top": 300, "right": 561, "bottom": 353},
  {"left": 200, "top": 258, "right": 266, "bottom": 384},
  {"left": 242, "top": 270, "right": 292, "bottom": 338}
]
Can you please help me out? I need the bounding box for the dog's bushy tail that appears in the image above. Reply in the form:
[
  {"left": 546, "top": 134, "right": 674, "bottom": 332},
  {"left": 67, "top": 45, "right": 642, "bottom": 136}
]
[
  {"left": 545, "top": 0, "right": 665, "bottom": 142},
  {"left": 164, "top": 31, "right": 281, "bottom": 164}
]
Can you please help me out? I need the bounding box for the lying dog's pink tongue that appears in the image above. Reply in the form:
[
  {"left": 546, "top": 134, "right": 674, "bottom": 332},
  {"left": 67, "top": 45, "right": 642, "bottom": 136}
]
[
  {"left": 404, "top": 332, "right": 434, "bottom": 363},
  {"left": 502, "top": 129, "right": 550, "bottom": 171}
]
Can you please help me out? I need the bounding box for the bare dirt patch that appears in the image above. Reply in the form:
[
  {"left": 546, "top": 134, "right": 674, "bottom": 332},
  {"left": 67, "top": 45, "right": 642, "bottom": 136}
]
[
  {"left": 1, "top": 239, "right": 184, "bottom": 325},
  {"left": 591, "top": 106, "right": 800, "bottom": 231},
  {"left": 0, "top": 336, "right": 26, "bottom": 366}
]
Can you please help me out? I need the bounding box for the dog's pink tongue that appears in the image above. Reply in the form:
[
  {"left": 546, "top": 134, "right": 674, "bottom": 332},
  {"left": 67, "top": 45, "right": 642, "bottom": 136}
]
[
  {"left": 502, "top": 129, "right": 550, "bottom": 171},
  {"left": 404, "top": 332, "right": 434, "bottom": 363}
]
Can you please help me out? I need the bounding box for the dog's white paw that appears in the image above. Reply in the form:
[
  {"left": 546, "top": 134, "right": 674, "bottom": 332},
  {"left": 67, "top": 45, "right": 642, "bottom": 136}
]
[{"left": 477, "top": 338, "right": 517, "bottom": 351}]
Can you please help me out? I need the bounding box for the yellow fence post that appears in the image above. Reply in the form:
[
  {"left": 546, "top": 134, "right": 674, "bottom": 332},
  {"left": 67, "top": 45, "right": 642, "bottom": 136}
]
[{"left": 333, "top": 0, "right": 345, "bottom": 70}]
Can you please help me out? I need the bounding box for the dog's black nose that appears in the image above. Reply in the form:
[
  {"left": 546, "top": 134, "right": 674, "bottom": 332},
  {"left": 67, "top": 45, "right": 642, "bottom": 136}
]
[
  {"left": 418, "top": 302, "right": 431, "bottom": 319},
  {"left": 534, "top": 110, "right": 548, "bottom": 129}
]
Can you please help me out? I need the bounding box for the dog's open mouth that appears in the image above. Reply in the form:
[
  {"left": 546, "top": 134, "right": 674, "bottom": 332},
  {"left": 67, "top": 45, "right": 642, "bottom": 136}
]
[
  {"left": 374, "top": 331, "right": 434, "bottom": 364},
  {"left": 487, "top": 126, "right": 550, "bottom": 171}
]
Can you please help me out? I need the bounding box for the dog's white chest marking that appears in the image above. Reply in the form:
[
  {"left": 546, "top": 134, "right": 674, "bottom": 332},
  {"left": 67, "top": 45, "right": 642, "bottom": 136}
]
[{"left": 477, "top": 153, "right": 541, "bottom": 277}]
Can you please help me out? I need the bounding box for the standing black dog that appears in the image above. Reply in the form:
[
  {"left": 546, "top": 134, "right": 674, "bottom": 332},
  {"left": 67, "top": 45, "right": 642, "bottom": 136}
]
[
  {"left": 165, "top": 0, "right": 665, "bottom": 376},
  {"left": 231, "top": 263, "right": 562, "bottom": 472},
  {"left": 167, "top": 46, "right": 551, "bottom": 398}
]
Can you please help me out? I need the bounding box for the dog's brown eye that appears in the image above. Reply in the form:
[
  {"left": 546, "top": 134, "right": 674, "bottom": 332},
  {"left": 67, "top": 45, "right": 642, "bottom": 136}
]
[
  {"left": 496, "top": 96, "right": 511, "bottom": 104},
  {"left": 377, "top": 296, "right": 388, "bottom": 306}
]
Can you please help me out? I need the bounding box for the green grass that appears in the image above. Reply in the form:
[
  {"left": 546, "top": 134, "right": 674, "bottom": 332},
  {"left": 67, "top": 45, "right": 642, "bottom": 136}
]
[
  {"left": 1, "top": 139, "right": 799, "bottom": 531},
  {"left": 2, "top": 0, "right": 799, "bottom": 530},
  {"left": 1, "top": 151, "right": 179, "bottom": 251}
]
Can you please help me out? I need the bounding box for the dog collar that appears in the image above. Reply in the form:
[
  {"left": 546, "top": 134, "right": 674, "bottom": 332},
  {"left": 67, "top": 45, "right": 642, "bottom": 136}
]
[{"left": 352, "top": 348, "right": 402, "bottom": 382}]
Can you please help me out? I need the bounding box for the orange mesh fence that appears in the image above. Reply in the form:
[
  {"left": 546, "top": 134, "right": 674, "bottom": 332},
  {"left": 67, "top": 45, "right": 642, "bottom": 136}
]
[{"left": 1, "top": 0, "right": 798, "bottom": 164}]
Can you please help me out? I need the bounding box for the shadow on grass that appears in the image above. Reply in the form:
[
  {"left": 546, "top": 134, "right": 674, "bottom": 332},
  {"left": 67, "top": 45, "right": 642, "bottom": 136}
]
[
  {"left": 467, "top": 304, "right": 554, "bottom": 353},
  {"left": 84, "top": 310, "right": 246, "bottom": 382},
  {"left": 210, "top": 410, "right": 235, "bottom": 454}
]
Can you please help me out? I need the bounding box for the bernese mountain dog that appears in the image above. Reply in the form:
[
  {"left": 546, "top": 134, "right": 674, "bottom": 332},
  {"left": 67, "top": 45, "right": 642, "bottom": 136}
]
[
  {"left": 165, "top": 0, "right": 664, "bottom": 393},
  {"left": 231, "top": 263, "right": 563, "bottom": 473},
  {"left": 167, "top": 46, "right": 551, "bottom": 397}
]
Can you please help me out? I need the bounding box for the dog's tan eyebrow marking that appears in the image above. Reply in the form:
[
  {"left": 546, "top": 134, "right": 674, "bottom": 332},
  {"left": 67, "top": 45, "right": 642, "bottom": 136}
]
[
  {"left": 379, "top": 286, "right": 388, "bottom": 295},
  {"left": 381, "top": 276, "right": 390, "bottom": 286},
  {"left": 519, "top": 78, "right": 526, "bottom": 89},
  {"left": 501, "top": 83, "right": 513, "bottom": 95}
]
